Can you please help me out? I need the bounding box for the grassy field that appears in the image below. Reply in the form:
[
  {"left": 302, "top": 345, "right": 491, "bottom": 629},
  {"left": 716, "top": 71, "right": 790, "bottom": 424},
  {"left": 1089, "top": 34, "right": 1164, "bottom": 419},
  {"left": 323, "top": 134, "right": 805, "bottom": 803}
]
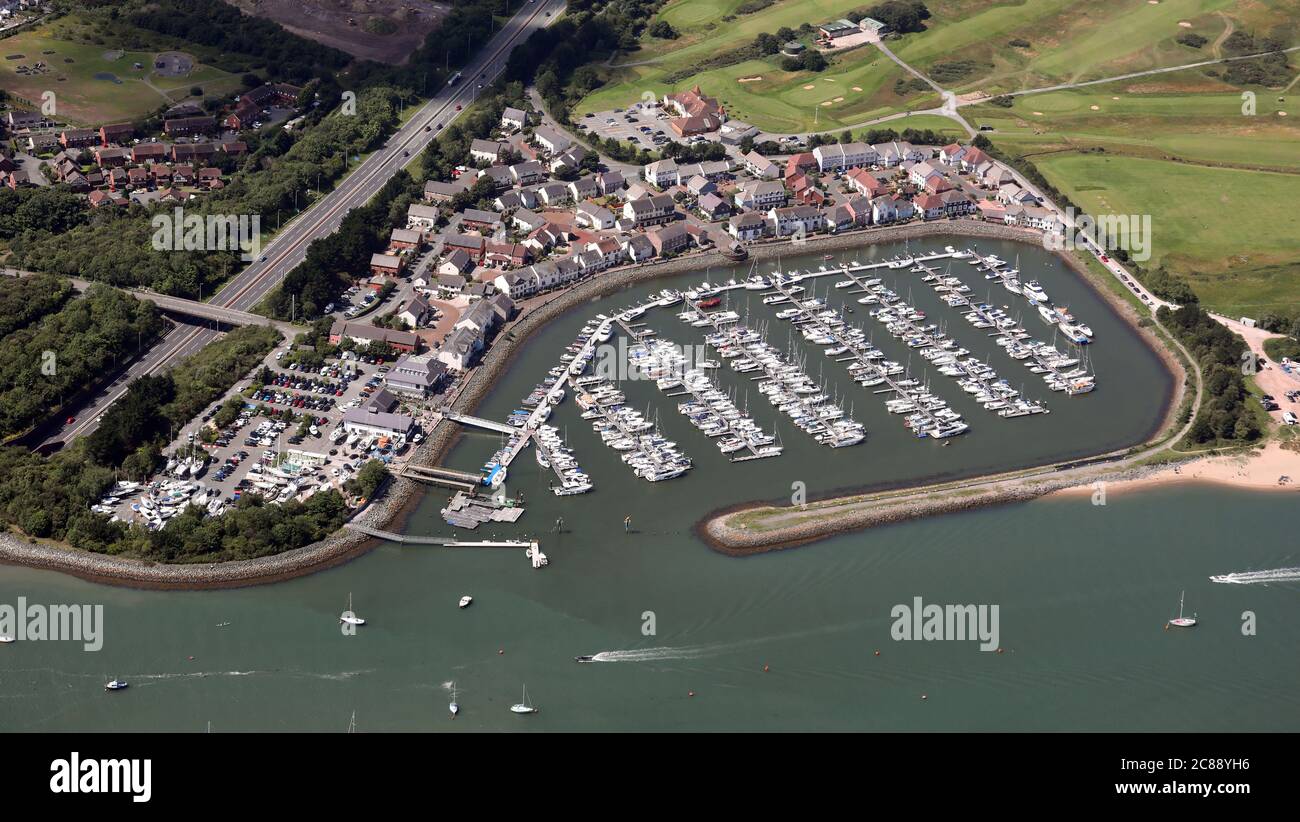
[
  {"left": 574, "top": 0, "right": 948, "bottom": 131},
  {"left": 968, "top": 81, "right": 1300, "bottom": 170},
  {"left": 962, "top": 70, "right": 1299, "bottom": 316},
  {"left": 573, "top": 0, "right": 1298, "bottom": 131},
  {"left": 1031, "top": 153, "right": 1299, "bottom": 316},
  {"left": 0, "top": 22, "right": 241, "bottom": 125},
  {"left": 890, "top": 0, "right": 1296, "bottom": 95}
]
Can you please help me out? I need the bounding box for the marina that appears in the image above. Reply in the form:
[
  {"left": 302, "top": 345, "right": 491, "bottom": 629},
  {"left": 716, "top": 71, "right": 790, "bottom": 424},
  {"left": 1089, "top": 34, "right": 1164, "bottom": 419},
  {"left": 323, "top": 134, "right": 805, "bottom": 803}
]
[
  {"left": 0, "top": 236, "right": 1203, "bottom": 733},
  {"left": 629, "top": 334, "right": 783, "bottom": 460}
]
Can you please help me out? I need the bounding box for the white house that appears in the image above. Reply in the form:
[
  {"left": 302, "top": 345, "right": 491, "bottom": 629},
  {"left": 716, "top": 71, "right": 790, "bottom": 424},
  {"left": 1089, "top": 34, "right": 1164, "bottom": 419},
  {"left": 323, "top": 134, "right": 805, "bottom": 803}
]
[
  {"left": 575, "top": 201, "right": 616, "bottom": 230},
  {"left": 532, "top": 125, "right": 571, "bottom": 155},
  {"left": 767, "top": 205, "right": 824, "bottom": 237},
  {"left": 406, "top": 203, "right": 440, "bottom": 232},
  {"left": 643, "top": 159, "right": 679, "bottom": 188},
  {"left": 500, "top": 107, "right": 529, "bottom": 131},
  {"left": 812, "top": 141, "right": 877, "bottom": 172},
  {"left": 734, "top": 179, "right": 787, "bottom": 211},
  {"left": 728, "top": 211, "right": 767, "bottom": 241},
  {"left": 742, "top": 150, "right": 779, "bottom": 179}
]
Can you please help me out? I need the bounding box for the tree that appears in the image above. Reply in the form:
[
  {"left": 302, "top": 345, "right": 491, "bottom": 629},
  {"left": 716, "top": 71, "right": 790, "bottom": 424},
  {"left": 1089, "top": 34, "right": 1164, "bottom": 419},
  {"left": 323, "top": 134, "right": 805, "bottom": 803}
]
[{"left": 648, "top": 21, "right": 678, "bottom": 40}]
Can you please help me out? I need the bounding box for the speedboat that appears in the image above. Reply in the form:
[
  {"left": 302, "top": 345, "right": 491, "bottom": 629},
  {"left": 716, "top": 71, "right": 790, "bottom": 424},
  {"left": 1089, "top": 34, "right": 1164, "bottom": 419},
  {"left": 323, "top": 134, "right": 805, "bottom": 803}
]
[
  {"left": 458, "top": 595, "right": 473, "bottom": 609},
  {"left": 449, "top": 682, "right": 459, "bottom": 717},
  {"left": 104, "top": 679, "right": 128, "bottom": 691},
  {"left": 574, "top": 655, "right": 595, "bottom": 663}
]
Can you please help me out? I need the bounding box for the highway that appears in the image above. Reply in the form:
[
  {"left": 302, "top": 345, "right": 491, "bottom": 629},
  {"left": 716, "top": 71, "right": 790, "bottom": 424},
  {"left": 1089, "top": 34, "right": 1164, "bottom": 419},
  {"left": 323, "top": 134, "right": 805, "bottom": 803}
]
[{"left": 40, "top": 0, "right": 566, "bottom": 450}]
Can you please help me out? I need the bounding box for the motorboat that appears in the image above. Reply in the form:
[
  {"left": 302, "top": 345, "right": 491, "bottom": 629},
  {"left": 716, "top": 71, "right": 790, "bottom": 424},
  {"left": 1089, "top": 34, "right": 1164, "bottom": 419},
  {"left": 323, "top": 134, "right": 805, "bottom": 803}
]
[
  {"left": 104, "top": 679, "right": 128, "bottom": 691},
  {"left": 458, "top": 595, "right": 473, "bottom": 609}
]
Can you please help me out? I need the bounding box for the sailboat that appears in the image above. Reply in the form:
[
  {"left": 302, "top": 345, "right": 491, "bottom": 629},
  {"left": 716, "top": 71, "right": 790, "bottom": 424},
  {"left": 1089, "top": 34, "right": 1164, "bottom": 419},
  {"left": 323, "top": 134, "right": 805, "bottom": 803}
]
[
  {"left": 340, "top": 592, "right": 366, "bottom": 626},
  {"left": 1168, "top": 590, "right": 1197, "bottom": 628},
  {"left": 449, "top": 682, "right": 460, "bottom": 718},
  {"left": 510, "top": 684, "right": 537, "bottom": 714}
]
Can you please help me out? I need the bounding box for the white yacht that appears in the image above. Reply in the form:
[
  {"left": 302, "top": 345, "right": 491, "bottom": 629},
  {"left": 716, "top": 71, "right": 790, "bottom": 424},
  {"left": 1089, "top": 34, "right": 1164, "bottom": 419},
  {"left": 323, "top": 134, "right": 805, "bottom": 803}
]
[
  {"left": 1168, "top": 591, "right": 1197, "bottom": 628},
  {"left": 458, "top": 595, "right": 473, "bottom": 609},
  {"left": 510, "top": 685, "right": 537, "bottom": 714},
  {"left": 339, "top": 592, "right": 366, "bottom": 626},
  {"left": 449, "top": 682, "right": 460, "bottom": 717},
  {"left": 104, "top": 679, "right": 128, "bottom": 691}
]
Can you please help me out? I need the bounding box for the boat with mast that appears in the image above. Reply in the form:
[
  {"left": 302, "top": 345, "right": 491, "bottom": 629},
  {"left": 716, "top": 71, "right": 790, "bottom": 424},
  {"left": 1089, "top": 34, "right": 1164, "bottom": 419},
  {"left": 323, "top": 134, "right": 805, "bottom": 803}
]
[
  {"left": 339, "top": 592, "right": 365, "bottom": 626},
  {"left": 510, "top": 684, "right": 537, "bottom": 714},
  {"left": 1168, "top": 590, "right": 1197, "bottom": 628}
]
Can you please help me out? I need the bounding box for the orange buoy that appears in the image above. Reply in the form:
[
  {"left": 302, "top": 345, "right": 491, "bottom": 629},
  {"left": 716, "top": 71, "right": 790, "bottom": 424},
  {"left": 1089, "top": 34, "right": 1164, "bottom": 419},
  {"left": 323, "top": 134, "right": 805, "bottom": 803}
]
[{"left": 762, "top": 664, "right": 769, "bottom": 672}]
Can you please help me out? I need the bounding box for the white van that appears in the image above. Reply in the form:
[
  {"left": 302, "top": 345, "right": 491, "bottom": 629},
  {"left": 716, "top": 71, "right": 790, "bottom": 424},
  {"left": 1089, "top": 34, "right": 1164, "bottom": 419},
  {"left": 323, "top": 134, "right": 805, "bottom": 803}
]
[{"left": 1283, "top": 411, "right": 1298, "bottom": 425}]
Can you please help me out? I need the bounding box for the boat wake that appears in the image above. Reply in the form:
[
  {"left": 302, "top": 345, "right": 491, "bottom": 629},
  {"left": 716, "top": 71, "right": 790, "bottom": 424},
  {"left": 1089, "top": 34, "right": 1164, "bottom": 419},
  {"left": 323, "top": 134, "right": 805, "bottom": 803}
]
[
  {"left": 588, "top": 646, "right": 711, "bottom": 663},
  {"left": 1209, "top": 567, "right": 1300, "bottom": 585}
]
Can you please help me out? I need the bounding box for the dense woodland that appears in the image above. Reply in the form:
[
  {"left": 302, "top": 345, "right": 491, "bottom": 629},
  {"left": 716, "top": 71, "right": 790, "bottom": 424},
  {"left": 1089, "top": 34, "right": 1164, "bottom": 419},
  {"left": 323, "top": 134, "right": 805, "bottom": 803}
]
[
  {"left": 1159, "top": 304, "right": 1263, "bottom": 447},
  {"left": 0, "top": 283, "right": 164, "bottom": 441}
]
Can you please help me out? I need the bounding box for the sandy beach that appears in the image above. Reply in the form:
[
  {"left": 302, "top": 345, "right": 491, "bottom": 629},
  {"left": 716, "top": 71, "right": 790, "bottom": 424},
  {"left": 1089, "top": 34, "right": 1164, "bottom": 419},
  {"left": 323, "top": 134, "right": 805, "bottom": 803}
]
[{"left": 1052, "top": 441, "right": 1300, "bottom": 499}]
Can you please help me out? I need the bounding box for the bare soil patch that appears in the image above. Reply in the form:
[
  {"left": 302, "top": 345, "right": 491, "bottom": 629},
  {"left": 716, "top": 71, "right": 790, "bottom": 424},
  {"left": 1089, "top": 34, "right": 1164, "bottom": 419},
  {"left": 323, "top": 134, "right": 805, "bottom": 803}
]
[{"left": 223, "top": 0, "right": 450, "bottom": 65}]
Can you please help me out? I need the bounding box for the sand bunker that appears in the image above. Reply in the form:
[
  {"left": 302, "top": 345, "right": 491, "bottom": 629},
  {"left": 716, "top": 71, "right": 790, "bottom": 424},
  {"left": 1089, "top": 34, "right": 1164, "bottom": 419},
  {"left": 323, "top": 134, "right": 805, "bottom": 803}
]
[
  {"left": 1279, "top": 111, "right": 1288, "bottom": 116},
  {"left": 821, "top": 101, "right": 834, "bottom": 106},
  {"left": 1178, "top": 21, "right": 1192, "bottom": 27},
  {"left": 802, "top": 84, "right": 815, "bottom": 90},
  {"left": 737, "top": 76, "right": 762, "bottom": 83},
  {"left": 1090, "top": 105, "right": 1100, "bottom": 110},
  {"left": 1033, "top": 111, "right": 1043, "bottom": 116},
  {"left": 833, "top": 96, "right": 845, "bottom": 102},
  {"left": 851, "top": 86, "right": 862, "bottom": 91}
]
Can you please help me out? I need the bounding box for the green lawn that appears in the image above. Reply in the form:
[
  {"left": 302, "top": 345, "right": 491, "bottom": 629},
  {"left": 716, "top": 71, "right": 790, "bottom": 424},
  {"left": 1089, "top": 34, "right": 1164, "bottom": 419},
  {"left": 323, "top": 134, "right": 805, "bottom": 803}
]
[
  {"left": 0, "top": 23, "right": 241, "bottom": 125},
  {"left": 968, "top": 83, "right": 1300, "bottom": 170},
  {"left": 1031, "top": 153, "right": 1300, "bottom": 316},
  {"left": 576, "top": 0, "right": 949, "bottom": 131}
]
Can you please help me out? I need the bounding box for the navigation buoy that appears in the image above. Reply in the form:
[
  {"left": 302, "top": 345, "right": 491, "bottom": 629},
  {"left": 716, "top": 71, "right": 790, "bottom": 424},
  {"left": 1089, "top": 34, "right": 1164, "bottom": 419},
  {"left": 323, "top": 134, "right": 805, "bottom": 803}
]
[
  {"left": 498, "top": 648, "right": 505, "bottom": 655},
  {"left": 763, "top": 664, "right": 769, "bottom": 672},
  {"left": 873, "top": 650, "right": 880, "bottom": 656},
  {"left": 921, "top": 694, "right": 928, "bottom": 701},
  {"left": 187, "top": 656, "right": 194, "bottom": 661},
  {"left": 688, "top": 690, "right": 695, "bottom": 697},
  {"left": 996, "top": 648, "right": 1003, "bottom": 655}
]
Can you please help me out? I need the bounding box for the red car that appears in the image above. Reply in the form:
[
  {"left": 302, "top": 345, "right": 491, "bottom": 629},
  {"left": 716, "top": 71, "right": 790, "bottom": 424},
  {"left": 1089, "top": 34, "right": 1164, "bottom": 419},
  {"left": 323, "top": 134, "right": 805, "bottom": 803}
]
[
  {"left": 65, "top": 416, "right": 76, "bottom": 425},
  {"left": 1099, "top": 255, "right": 1109, "bottom": 263},
  {"left": 455, "top": 104, "right": 462, "bottom": 111}
]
